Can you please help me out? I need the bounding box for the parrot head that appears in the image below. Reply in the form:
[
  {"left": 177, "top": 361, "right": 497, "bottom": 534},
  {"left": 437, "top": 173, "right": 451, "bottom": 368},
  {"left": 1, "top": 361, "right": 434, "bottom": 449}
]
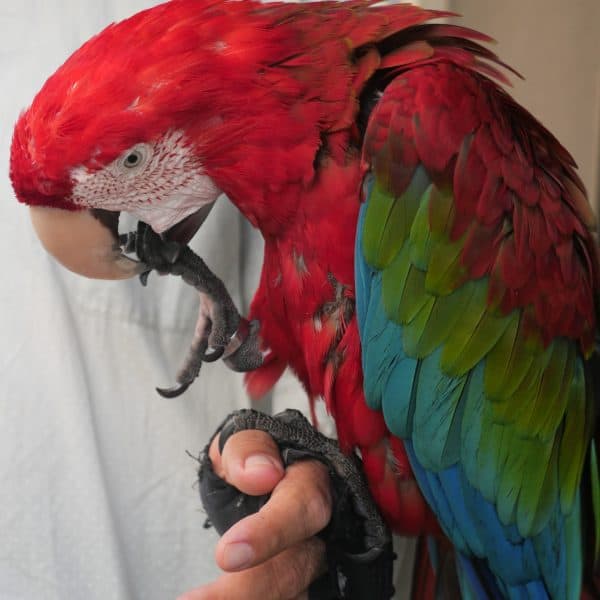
[
  {"left": 9, "top": 0, "right": 339, "bottom": 279},
  {"left": 10, "top": 0, "right": 445, "bottom": 279}
]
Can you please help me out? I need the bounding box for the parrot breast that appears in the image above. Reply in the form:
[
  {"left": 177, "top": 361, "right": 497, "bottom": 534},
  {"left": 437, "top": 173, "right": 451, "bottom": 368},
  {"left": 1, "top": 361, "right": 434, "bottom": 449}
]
[{"left": 244, "top": 154, "right": 438, "bottom": 535}]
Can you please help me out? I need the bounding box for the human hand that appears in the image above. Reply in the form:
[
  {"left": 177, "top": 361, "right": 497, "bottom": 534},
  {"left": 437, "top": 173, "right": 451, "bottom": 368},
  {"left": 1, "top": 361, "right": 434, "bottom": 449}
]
[{"left": 178, "top": 429, "right": 333, "bottom": 600}]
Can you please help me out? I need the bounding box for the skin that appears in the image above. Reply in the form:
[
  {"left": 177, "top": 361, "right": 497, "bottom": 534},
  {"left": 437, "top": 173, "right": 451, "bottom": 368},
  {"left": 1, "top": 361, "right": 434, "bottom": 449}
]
[{"left": 178, "top": 430, "right": 333, "bottom": 600}]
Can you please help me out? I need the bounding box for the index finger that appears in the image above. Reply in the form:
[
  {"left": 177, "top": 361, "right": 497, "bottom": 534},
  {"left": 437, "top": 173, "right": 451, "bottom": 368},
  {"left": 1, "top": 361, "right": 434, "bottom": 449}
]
[{"left": 215, "top": 459, "right": 332, "bottom": 572}]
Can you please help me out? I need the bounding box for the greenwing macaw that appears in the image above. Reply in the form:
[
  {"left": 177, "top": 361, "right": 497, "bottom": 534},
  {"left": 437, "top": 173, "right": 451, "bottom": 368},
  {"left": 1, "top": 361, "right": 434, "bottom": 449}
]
[{"left": 9, "top": 1, "right": 600, "bottom": 597}]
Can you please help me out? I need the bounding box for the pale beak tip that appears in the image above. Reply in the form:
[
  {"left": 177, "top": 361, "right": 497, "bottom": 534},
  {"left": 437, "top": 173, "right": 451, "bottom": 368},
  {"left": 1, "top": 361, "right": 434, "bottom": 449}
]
[{"left": 29, "top": 205, "right": 141, "bottom": 281}]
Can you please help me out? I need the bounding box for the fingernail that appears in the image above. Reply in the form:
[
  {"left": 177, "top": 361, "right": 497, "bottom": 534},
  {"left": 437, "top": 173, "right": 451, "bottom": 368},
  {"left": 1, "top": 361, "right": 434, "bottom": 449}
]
[
  {"left": 222, "top": 542, "right": 254, "bottom": 570},
  {"left": 244, "top": 454, "right": 282, "bottom": 474}
]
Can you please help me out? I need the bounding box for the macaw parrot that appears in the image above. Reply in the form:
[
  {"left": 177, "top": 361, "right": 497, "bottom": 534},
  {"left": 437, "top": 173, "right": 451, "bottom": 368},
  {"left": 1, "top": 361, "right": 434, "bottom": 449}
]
[{"left": 9, "top": 0, "right": 600, "bottom": 597}]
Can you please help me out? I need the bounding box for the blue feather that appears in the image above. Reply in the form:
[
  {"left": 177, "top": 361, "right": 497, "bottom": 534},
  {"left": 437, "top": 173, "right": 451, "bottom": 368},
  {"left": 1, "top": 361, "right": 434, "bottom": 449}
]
[{"left": 354, "top": 176, "right": 584, "bottom": 599}]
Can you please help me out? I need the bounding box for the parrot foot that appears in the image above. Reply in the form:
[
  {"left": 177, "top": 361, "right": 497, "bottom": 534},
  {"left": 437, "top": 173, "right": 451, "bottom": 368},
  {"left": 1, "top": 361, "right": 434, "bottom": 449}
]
[
  {"left": 120, "top": 221, "right": 182, "bottom": 284},
  {"left": 122, "top": 222, "right": 264, "bottom": 396},
  {"left": 199, "top": 409, "right": 395, "bottom": 599}
]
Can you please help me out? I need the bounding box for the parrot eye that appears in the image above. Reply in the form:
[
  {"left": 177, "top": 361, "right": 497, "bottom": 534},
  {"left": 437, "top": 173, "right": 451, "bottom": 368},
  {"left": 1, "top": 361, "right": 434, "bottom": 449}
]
[
  {"left": 124, "top": 151, "right": 142, "bottom": 167},
  {"left": 118, "top": 144, "right": 150, "bottom": 172}
]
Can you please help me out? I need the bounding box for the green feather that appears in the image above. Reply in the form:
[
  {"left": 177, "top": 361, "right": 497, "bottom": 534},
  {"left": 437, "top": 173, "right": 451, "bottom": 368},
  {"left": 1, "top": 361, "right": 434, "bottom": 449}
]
[
  {"left": 362, "top": 179, "right": 396, "bottom": 268},
  {"left": 515, "top": 340, "right": 569, "bottom": 440},
  {"left": 484, "top": 314, "right": 533, "bottom": 402},
  {"left": 402, "top": 285, "right": 470, "bottom": 358},
  {"left": 495, "top": 427, "right": 523, "bottom": 525},
  {"left": 381, "top": 244, "right": 430, "bottom": 324},
  {"left": 590, "top": 441, "right": 600, "bottom": 566},
  {"left": 381, "top": 243, "right": 412, "bottom": 320},
  {"left": 397, "top": 263, "right": 429, "bottom": 324},
  {"left": 510, "top": 349, "right": 550, "bottom": 433},
  {"left": 515, "top": 436, "right": 558, "bottom": 536},
  {"left": 476, "top": 418, "right": 505, "bottom": 504},
  {"left": 447, "top": 310, "right": 513, "bottom": 376},
  {"left": 534, "top": 341, "right": 574, "bottom": 442},
  {"left": 525, "top": 436, "right": 559, "bottom": 536},
  {"left": 362, "top": 166, "right": 430, "bottom": 269},
  {"left": 461, "top": 364, "right": 486, "bottom": 489},
  {"left": 425, "top": 234, "right": 468, "bottom": 296},
  {"left": 439, "top": 280, "right": 487, "bottom": 375},
  {"left": 428, "top": 184, "right": 455, "bottom": 239},
  {"left": 409, "top": 186, "right": 434, "bottom": 270},
  {"left": 402, "top": 294, "right": 435, "bottom": 354},
  {"left": 558, "top": 358, "right": 587, "bottom": 512},
  {"left": 438, "top": 279, "right": 513, "bottom": 377}
]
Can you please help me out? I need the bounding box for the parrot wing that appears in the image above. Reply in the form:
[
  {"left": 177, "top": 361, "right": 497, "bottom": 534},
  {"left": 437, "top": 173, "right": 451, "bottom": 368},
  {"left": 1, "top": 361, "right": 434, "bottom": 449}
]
[{"left": 356, "top": 60, "right": 599, "bottom": 599}]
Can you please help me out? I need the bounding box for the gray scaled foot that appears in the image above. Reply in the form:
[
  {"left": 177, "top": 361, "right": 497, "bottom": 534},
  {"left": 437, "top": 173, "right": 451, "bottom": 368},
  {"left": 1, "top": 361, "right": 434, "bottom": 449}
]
[{"left": 121, "top": 222, "right": 263, "bottom": 397}]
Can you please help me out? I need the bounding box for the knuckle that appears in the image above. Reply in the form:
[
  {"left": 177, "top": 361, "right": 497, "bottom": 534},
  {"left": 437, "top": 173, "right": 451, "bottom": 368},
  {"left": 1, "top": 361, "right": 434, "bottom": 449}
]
[
  {"left": 304, "top": 490, "right": 332, "bottom": 533},
  {"left": 289, "top": 462, "right": 332, "bottom": 532},
  {"left": 249, "top": 509, "right": 288, "bottom": 561}
]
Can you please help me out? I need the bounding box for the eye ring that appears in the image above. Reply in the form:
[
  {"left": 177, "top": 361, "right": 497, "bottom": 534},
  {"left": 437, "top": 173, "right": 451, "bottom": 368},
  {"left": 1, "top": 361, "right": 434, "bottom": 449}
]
[
  {"left": 119, "top": 144, "right": 150, "bottom": 172},
  {"left": 123, "top": 150, "right": 143, "bottom": 168}
]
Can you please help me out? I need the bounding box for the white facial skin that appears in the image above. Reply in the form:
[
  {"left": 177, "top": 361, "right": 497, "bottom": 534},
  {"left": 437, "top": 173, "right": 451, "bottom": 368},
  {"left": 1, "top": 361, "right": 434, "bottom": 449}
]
[{"left": 70, "top": 130, "right": 221, "bottom": 233}]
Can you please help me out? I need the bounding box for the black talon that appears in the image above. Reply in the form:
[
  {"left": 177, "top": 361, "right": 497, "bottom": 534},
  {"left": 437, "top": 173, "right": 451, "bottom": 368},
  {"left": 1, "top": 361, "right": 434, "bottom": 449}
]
[
  {"left": 156, "top": 382, "right": 192, "bottom": 398},
  {"left": 139, "top": 270, "right": 151, "bottom": 286},
  {"left": 201, "top": 347, "right": 225, "bottom": 362}
]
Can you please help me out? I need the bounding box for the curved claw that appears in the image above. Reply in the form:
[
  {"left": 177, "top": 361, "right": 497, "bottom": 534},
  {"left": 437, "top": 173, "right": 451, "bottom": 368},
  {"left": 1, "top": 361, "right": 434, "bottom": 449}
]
[
  {"left": 201, "top": 346, "right": 225, "bottom": 362},
  {"left": 222, "top": 318, "right": 251, "bottom": 360},
  {"left": 139, "top": 270, "right": 151, "bottom": 287},
  {"left": 223, "top": 319, "right": 264, "bottom": 372},
  {"left": 156, "top": 381, "right": 192, "bottom": 399}
]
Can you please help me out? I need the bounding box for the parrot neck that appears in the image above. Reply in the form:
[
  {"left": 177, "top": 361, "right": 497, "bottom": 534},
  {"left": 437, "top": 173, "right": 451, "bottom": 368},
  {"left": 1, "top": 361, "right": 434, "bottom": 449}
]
[
  {"left": 246, "top": 150, "right": 364, "bottom": 387},
  {"left": 210, "top": 131, "right": 363, "bottom": 237}
]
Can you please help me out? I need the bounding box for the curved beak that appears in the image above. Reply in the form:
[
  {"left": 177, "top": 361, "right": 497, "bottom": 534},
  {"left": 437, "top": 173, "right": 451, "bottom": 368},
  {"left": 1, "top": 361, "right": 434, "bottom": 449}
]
[{"left": 29, "top": 206, "right": 145, "bottom": 280}]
